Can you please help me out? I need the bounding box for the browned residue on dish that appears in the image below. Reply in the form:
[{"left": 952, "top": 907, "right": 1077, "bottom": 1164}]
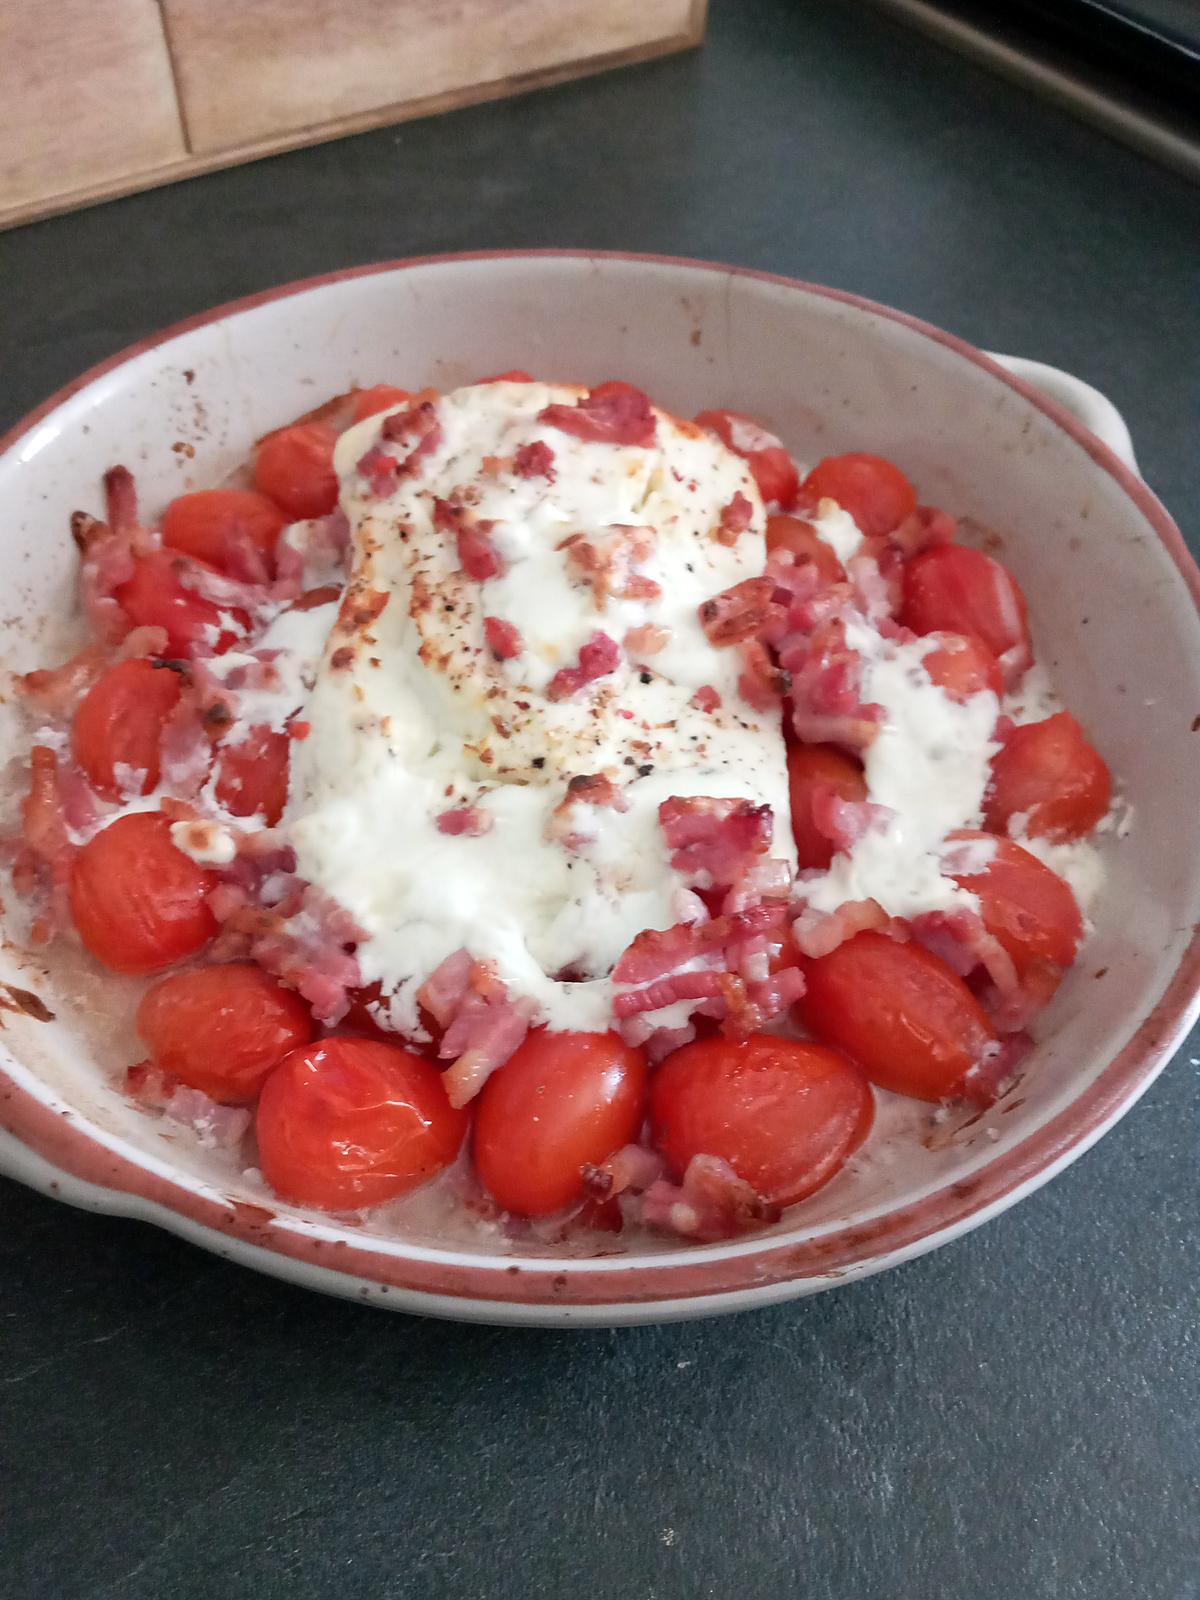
[{"left": 0, "top": 985, "right": 55, "bottom": 1022}]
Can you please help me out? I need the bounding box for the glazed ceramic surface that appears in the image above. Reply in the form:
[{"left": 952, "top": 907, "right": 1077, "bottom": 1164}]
[{"left": 1, "top": 253, "right": 1196, "bottom": 1325}]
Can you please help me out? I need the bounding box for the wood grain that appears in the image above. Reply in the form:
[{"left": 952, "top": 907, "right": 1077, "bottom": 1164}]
[{"left": 0, "top": 0, "right": 185, "bottom": 217}]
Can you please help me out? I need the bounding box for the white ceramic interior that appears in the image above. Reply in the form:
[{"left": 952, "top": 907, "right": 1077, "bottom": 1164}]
[{"left": 1, "top": 252, "right": 1197, "bottom": 1325}]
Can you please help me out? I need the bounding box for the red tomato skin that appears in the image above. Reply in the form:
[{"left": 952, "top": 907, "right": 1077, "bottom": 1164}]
[
  {"left": 214, "top": 726, "right": 290, "bottom": 824},
  {"left": 694, "top": 409, "right": 800, "bottom": 510},
  {"left": 137, "top": 963, "right": 313, "bottom": 1103},
  {"left": 253, "top": 423, "right": 339, "bottom": 518},
  {"left": 161, "top": 490, "right": 286, "bottom": 575},
  {"left": 984, "top": 712, "right": 1111, "bottom": 842},
  {"left": 901, "top": 544, "right": 1030, "bottom": 677},
  {"left": 70, "top": 813, "right": 216, "bottom": 974},
  {"left": 800, "top": 453, "right": 917, "bottom": 538},
  {"left": 797, "top": 930, "right": 998, "bottom": 1101},
  {"left": 947, "top": 830, "right": 1082, "bottom": 973},
  {"left": 787, "top": 742, "right": 868, "bottom": 869},
  {"left": 921, "top": 631, "right": 1003, "bottom": 702},
  {"left": 114, "top": 551, "right": 247, "bottom": 657},
  {"left": 649, "top": 1033, "right": 873, "bottom": 1206},
  {"left": 473, "top": 1030, "right": 647, "bottom": 1216},
  {"left": 350, "top": 385, "right": 413, "bottom": 423},
  {"left": 765, "top": 514, "right": 845, "bottom": 583},
  {"left": 71, "top": 658, "right": 182, "bottom": 801},
  {"left": 256, "top": 1038, "right": 467, "bottom": 1210}
]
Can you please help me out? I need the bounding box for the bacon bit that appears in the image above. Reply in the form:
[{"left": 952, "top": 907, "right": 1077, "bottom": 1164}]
[
  {"left": 436, "top": 805, "right": 494, "bottom": 837},
  {"left": 513, "top": 440, "right": 556, "bottom": 480},
  {"left": 104, "top": 465, "right": 138, "bottom": 534},
  {"left": 416, "top": 948, "right": 473, "bottom": 1028},
  {"left": 545, "top": 631, "right": 620, "bottom": 701},
  {"left": 791, "top": 898, "right": 896, "bottom": 959},
  {"left": 22, "top": 747, "right": 71, "bottom": 866},
  {"left": 421, "top": 953, "right": 536, "bottom": 1107},
  {"left": 434, "top": 499, "right": 505, "bottom": 581},
  {"left": 641, "top": 1154, "right": 781, "bottom": 1241},
  {"left": 689, "top": 685, "right": 721, "bottom": 714},
  {"left": 17, "top": 625, "right": 170, "bottom": 719},
  {"left": 698, "top": 576, "right": 778, "bottom": 646},
  {"left": 379, "top": 394, "right": 443, "bottom": 477},
  {"left": 785, "top": 618, "right": 884, "bottom": 751},
  {"left": 715, "top": 491, "right": 754, "bottom": 546},
  {"left": 546, "top": 773, "right": 629, "bottom": 852},
  {"left": 288, "top": 720, "right": 312, "bottom": 741},
  {"left": 356, "top": 443, "right": 399, "bottom": 498},
  {"left": 736, "top": 639, "right": 789, "bottom": 711},
  {"left": 538, "top": 381, "right": 657, "bottom": 447},
  {"left": 960, "top": 1030, "right": 1033, "bottom": 1107},
  {"left": 613, "top": 903, "right": 785, "bottom": 987},
  {"left": 624, "top": 623, "right": 670, "bottom": 658},
  {"left": 581, "top": 1143, "right": 667, "bottom": 1198},
  {"left": 483, "top": 616, "right": 522, "bottom": 660},
  {"left": 659, "top": 795, "right": 772, "bottom": 886},
  {"left": 810, "top": 789, "right": 892, "bottom": 855},
  {"left": 559, "top": 525, "right": 660, "bottom": 611}
]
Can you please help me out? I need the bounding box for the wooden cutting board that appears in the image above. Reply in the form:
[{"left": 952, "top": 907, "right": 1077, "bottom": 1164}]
[{"left": 0, "top": 0, "right": 706, "bottom": 230}]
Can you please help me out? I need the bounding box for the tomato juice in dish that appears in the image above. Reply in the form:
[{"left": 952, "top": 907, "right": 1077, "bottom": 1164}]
[{"left": 4, "top": 375, "right": 1116, "bottom": 1247}]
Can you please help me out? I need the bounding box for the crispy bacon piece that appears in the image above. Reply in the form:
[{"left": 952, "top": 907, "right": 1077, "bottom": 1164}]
[
  {"left": 736, "top": 639, "right": 789, "bottom": 711},
  {"left": 791, "top": 897, "right": 899, "bottom": 959},
  {"left": 809, "top": 789, "right": 892, "bottom": 855},
  {"left": 690, "top": 684, "right": 721, "bottom": 713},
  {"left": 417, "top": 951, "right": 535, "bottom": 1107},
  {"left": 581, "top": 1142, "right": 667, "bottom": 1199},
  {"left": 538, "top": 381, "right": 657, "bottom": 447},
  {"left": 483, "top": 616, "right": 522, "bottom": 660},
  {"left": 356, "top": 443, "right": 399, "bottom": 498},
  {"left": 715, "top": 491, "right": 754, "bottom": 546},
  {"left": 17, "top": 626, "right": 169, "bottom": 720},
  {"left": 545, "top": 773, "right": 629, "bottom": 852},
  {"left": 559, "top": 525, "right": 660, "bottom": 611},
  {"left": 513, "top": 440, "right": 556, "bottom": 480},
  {"left": 435, "top": 806, "right": 494, "bottom": 837},
  {"left": 698, "top": 576, "right": 778, "bottom": 646},
  {"left": 613, "top": 903, "right": 788, "bottom": 987},
  {"left": 379, "top": 394, "right": 443, "bottom": 477},
  {"left": 659, "top": 795, "right": 772, "bottom": 886},
  {"left": 545, "top": 631, "right": 620, "bottom": 701},
  {"left": 104, "top": 466, "right": 138, "bottom": 534},
  {"left": 641, "top": 1154, "right": 781, "bottom": 1241},
  {"left": 784, "top": 618, "right": 884, "bottom": 751},
  {"left": 434, "top": 499, "right": 505, "bottom": 581}
]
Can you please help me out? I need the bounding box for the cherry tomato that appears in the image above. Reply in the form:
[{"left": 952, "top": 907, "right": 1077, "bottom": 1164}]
[
  {"left": 797, "top": 929, "right": 998, "bottom": 1101},
  {"left": 71, "top": 658, "right": 182, "bottom": 801},
  {"left": 214, "top": 725, "right": 289, "bottom": 824},
  {"left": 901, "top": 544, "right": 1031, "bottom": 682},
  {"left": 921, "top": 630, "right": 1003, "bottom": 703},
  {"left": 473, "top": 1030, "right": 646, "bottom": 1216},
  {"left": 649, "top": 1033, "right": 873, "bottom": 1206},
  {"left": 161, "top": 489, "right": 286, "bottom": 578},
  {"left": 137, "top": 963, "right": 313, "bottom": 1104},
  {"left": 984, "top": 712, "right": 1111, "bottom": 841},
  {"left": 70, "top": 812, "right": 216, "bottom": 974},
  {"left": 253, "top": 422, "right": 339, "bottom": 518},
  {"left": 256, "top": 1038, "right": 467, "bottom": 1209},
  {"left": 350, "top": 385, "right": 412, "bottom": 424},
  {"left": 787, "top": 742, "right": 868, "bottom": 869},
  {"left": 765, "top": 514, "right": 845, "bottom": 583},
  {"left": 694, "top": 408, "right": 800, "bottom": 509},
  {"left": 947, "top": 830, "right": 1082, "bottom": 973},
  {"left": 799, "top": 453, "right": 916, "bottom": 538},
  {"left": 114, "top": 550, "right": 247, "bottom": 657}
]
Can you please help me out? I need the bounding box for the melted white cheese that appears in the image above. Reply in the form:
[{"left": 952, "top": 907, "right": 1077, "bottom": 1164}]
[{"left": 285, "top": 382, "right": 792, "bottom": 1032}]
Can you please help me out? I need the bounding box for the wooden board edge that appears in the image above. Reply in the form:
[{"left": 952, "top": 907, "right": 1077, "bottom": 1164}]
[{"left": 0, "top": 19, "right": 706, "bottom": 233}]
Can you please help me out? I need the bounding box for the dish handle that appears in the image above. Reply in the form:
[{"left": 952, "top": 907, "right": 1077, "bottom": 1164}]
[{"left": 987, "top": 353, "right": 1141, "bottom": 478}]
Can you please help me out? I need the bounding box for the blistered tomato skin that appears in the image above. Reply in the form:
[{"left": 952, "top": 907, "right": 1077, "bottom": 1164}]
[
  {"left": 694, "top": 408, "right": 800, "bottom": 509},
  {"left": 114, "top": 550, "right": 247, "bottom": 657},
  {"left": 649, "top": 1033, "right": 873, "bottom": 1206},
  {"left": 253, "top": 423, "right": 339, "bottom": 519},
  {"left": 797, "top": 930, "right": 999, "bottom": 1102},
  {"left": 799, "top": 453, "right": 917, "bottom": 538},
  {"left": 921, "top": 631, "right": 1003, "bottom": 703},
  {"left": 473, "top": 1030, "right": 646, "bottom": 1216},
  {"left": 256, "top": 1038, "right": 468, "bottom": 1210},
  {"left": 985, "top": 712, "right": 1111, "bottom": 842},
  {"left": 901, "top": 544, "right": 1031, "bottom": 684},
  {"left": 947, "top": 830, "right": 1082, "bottom": 973},
  {"left": 71, "top": 658, "right": 182, "bottom": 800},
  {"left": 69, "top": 813, "right": 216, "bottom": 975},
  {"left": 161, "top": 489, "right": 286, "bottom": 577},
  {"left": 137, "top": 963, "right": 313, "bottom": 1104}
]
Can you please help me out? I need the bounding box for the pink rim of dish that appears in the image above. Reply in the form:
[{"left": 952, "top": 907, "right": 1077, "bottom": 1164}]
[{"left": 1, "top": 250, "right": 1197, "bottom": 1309}]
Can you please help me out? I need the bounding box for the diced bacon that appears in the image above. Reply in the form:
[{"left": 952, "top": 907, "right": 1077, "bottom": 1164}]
[
  {"left": 715, "top": 491, "right": 754, "bottom": 545},
  {"left": 545, "top": 773, "right": 629, "bottom": 853},
  {"left": 698, "top": 576, "right": 778, "bottom": 646},
  {"left": 581, "top": 1143, "right": 667, "bottom": 1198},
  {"left": 79, "top": 525, "right": 138, "bottom": 643},
  {"left": 614, "top": 902, "right": 787, "bottom": 986},
  {"left": 483, "top": 616, "right": 522, "bottom": 660},
  {"left": 416, "top": 948, "right": 474, "bottom": 1028},
  {"left": 435, "top": 806, "right": 493, "bottom": 837},
  {"left": 846, "top": 548, "right": 901, "bottom": 623},
  {"left": 624, "top": 624, "right": 671, "bottom": 658},
  {"left": 159, "top": 683, "right": 219, "bottom": 799},
  {"left": 512, "top": 440, "right": 556, "bottom": 480},
  {"left": 436, "top": 959, "right": 537, "bottom": 1108},
  {"left": 172, "top": 557, "right": 272, "bottom": 618},
  {"left": 736, "top": 639, "right": 789, "bottom": 711},
  {"left": 379, "top": 395, "right": 443, "bottom": 477},
  {"left": 538, "top": 381, "right": 657, "bottom": 447},
  {"left": 21, "top": 747, "right": 71, "bottom": 867},
  {"left": 545, "top": 631, "right": 620, "bottom": 701},
  {"left": 809, "top": 788, "right": 892, "bottom": 855},
  {"left": 659, "top": 795, "right": 773, "bottom": 887},
  {"left": 434, "top": 499, "right": 505, "bottom": 581},
  {"left": 641, "top": 1154, "right": 780, "bottom": 1242},
  {"left": 910, "top": 908, "right": 1019, "bottom": 993},
  {"left": 225, "top": 883, "right": 364, "bottom": 1025},
  {"left": 559, "top": 525, "right": 659, "bottom": 610},
  {"left": 17, "top": 627, "right": 167, "bottom": 722},
  {"left": 356, "top": 443, "right": 399, "bottom": 498},
  {"left": 163, "top": 1086, "right": 253, "bottom": 1149},
  {"left": 784, "top": 618, "right": 883, "bottom": 752},
  {"left": 613, "top": 969, "right": 728, "bottom": 1019},
  {"left": 103, "top": 465, "right": 139, "bottom": 534},
  {"left": 690, "top": 684, "right": 721, "bottom": 713},
  {"left": 959, "top": 1030, "right": 1033, "bottom": 1107},
  {"left": 792, "top": 897, "right": 895, "bottom": 959},
  {"left": 721, "top": 856, "right": 792, "bottom": 913}
]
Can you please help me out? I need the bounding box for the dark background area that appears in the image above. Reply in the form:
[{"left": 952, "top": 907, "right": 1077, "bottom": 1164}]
[{"left": 2, "top": 2, "right": 1197, "bottom": 1596}]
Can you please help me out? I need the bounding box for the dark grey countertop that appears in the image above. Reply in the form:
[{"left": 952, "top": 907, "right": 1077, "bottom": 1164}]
[{"left": 2, "top": 3, "right": 1197, "bottom": 1596}]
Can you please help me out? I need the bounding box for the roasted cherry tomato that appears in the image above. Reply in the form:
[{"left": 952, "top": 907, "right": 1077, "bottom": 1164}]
[
  {"left": 350, "top": 385, "right": 412, "bottom": 423},
  {"left": 161, "top": 489, "right": 286, "bottom": 578},
  {"left": 799, "top": 453, "right": 916, "bottom": 538},
  {"left": 921, "top": 630, "right": 1003, "bottom": 703},
  {"left": 253, "top": 422, "right": 339, "bottom": 518},
  {"left": 71, "top": 658, "right": 182, "bottom": 801},
  {"left": 214, "top": 725, "right": 290, "bottom": 825},
  {"left": 694, "top": 408, "right": 799, "bottom": 510},
  {"left": 765, "top": 514, "right": 845, "bottom": 583},
  {"left": 114, "top": 550, "right": 247, "bottom": 657},
  {"left": 797, "top": 929, "right": 998, "bottom": 1101},
  {"left": 473, "top": 1030, "right": 647, "bottom": 1216},
  {"left": 70, "top": 812, "right": 216, "bottom": 974},
  {"left": 649, "top": 1033, "right": 873, "bottom": 1206},
  {"left": 901, "top": 544, "right": 1031, "bottom": 683},
  {"left": 256, "top": 1037, "right": 467, "bottom": 1210},
  {"left": 137, "top": 963, "right": 312, "bottom": 1103},
  {"left": 787, "top": 742, "right": 869, "bottom": 869},
  {"left": 946, "top": 830, "right": 1082, "bottom": 973},
  {"left": 984, "top": 712, "right": 1111, "bottom": 841}
]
